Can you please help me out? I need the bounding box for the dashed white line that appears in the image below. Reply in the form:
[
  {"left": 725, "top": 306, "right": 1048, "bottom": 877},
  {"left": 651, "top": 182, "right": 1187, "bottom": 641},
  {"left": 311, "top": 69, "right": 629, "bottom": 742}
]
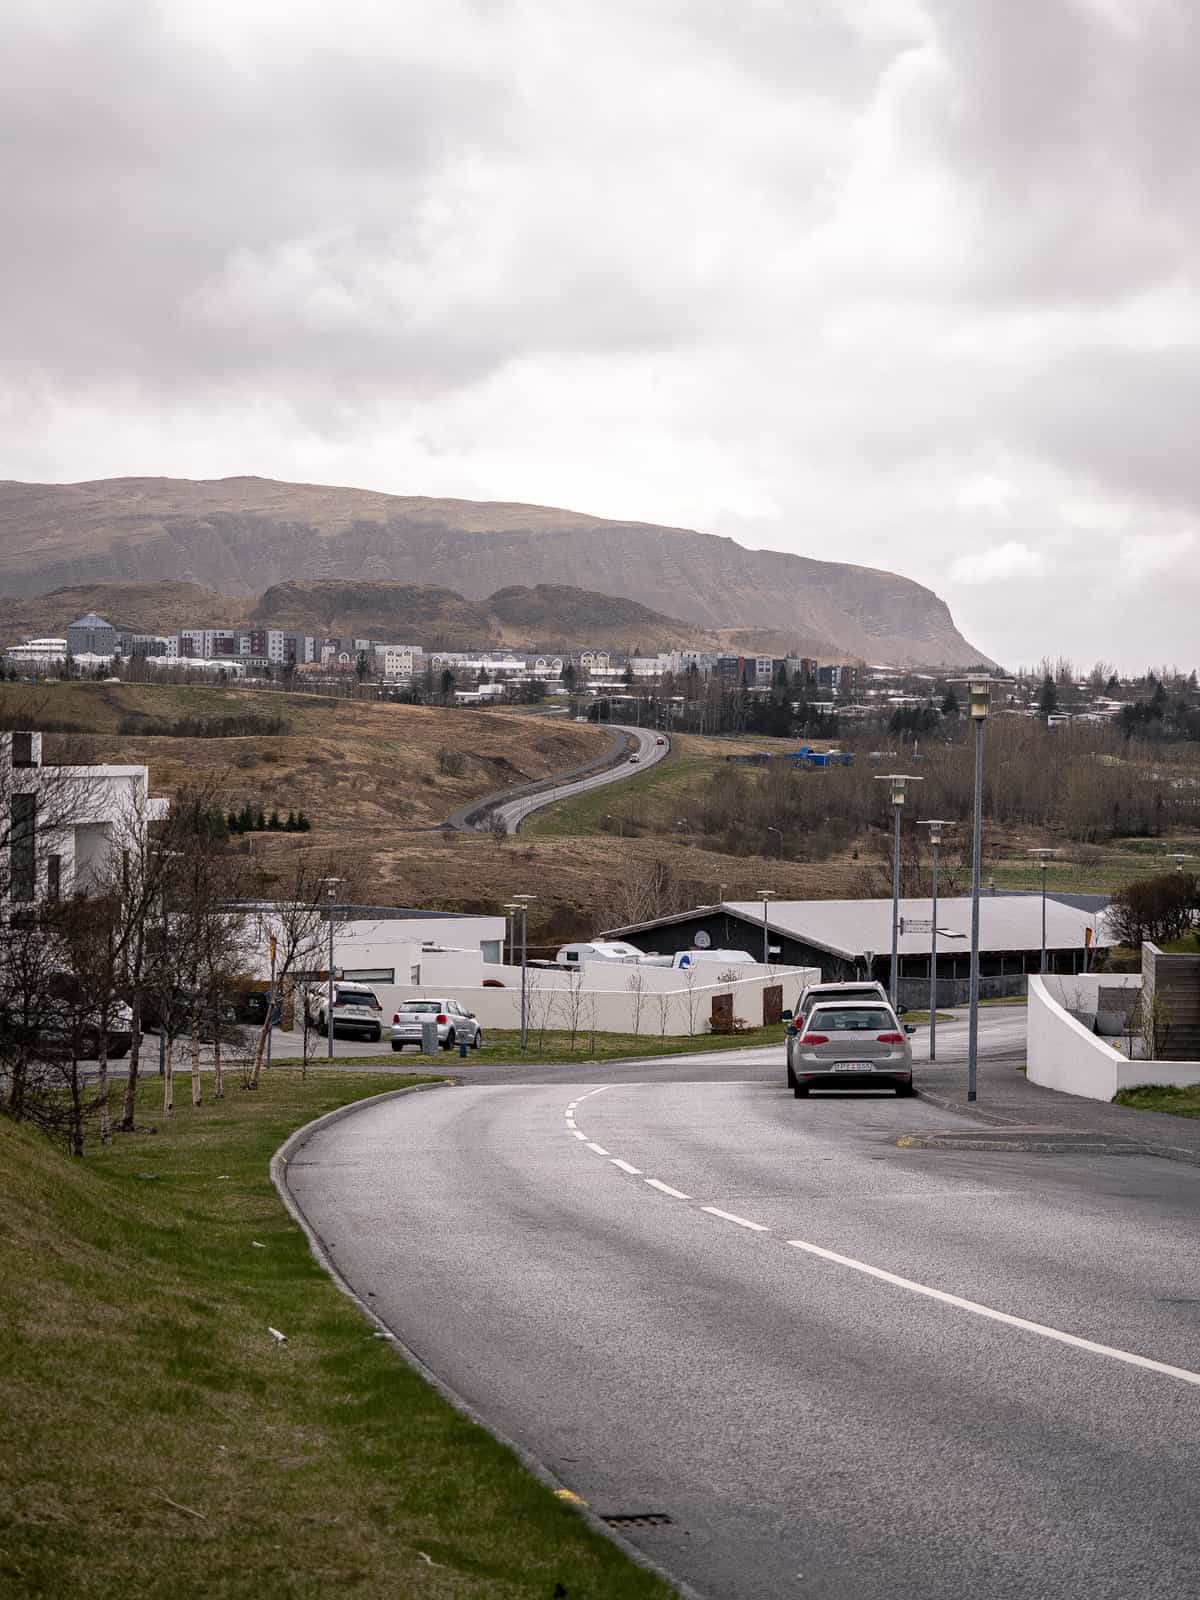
[
  {"left": 702, "top": 1207, "right": 770, "bottom": 1233},
  {"left": 611, "top": 1159, "right": 641, "bottom": 1175},
  {"left": 586, "top": 1143, "right": 610, "bottom": 1156},
  {"left": 645, "top": 1179, "right": 691, "bottom": 1200},
  {"left": 572, "top": 1130, "right": 588, "bottom": 1140},
  {"left": 785, "top": 1238, "right": 1200, "bottom": 1389}
]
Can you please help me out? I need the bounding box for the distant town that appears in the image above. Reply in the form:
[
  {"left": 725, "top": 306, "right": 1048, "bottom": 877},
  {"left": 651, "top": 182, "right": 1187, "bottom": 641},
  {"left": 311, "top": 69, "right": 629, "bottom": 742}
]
[{"left": 4, "top": 609, "right": 1197, "bottom": 739}]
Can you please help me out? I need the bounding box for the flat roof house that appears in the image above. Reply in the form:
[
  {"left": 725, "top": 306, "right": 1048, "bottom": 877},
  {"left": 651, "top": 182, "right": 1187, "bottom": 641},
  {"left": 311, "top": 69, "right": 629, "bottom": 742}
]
[{"left": 1, "top": 731, "right": 169, "bottom": 909}]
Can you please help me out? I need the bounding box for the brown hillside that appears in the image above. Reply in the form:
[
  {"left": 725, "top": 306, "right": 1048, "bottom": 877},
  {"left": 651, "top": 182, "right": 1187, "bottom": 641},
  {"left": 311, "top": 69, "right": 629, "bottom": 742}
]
[{"left": 0, "top": 475, "right": 990, "bottom": 666}]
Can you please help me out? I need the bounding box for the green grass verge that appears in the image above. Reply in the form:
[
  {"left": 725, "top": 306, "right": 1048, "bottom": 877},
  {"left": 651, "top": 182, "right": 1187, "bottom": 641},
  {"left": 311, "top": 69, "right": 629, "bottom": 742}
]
[
  {"left": 0, "top": 1074, "right": 676, "bottom": 1600},
  {"left": 277, "top": 1021, "right": 790, "bottom": 1069},
  {"left": 1112, "top": 1083, "right": 1200, "bottom": 1117},
  {"left": 522, "top": 754, "right": 715, "bottom": 838}
]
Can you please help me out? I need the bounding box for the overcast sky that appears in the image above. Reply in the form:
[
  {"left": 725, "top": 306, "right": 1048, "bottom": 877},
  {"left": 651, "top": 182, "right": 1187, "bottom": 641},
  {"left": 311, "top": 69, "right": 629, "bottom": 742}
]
[{"left": 3, "top": 0, "right": 1197, "bottom": 669}]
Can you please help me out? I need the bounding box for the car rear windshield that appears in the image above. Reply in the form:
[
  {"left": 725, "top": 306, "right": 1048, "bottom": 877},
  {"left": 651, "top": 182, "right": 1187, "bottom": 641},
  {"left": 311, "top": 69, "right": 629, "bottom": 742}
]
[
  {"left": 807, "top": 1007, "right": 894, "bottom": 1032},
  {"left": 398, "top": 1002, "right": 442, "bottom": 1013},
  {"left": 335, "top": 989, "right": 377, "bottom": 1006}
]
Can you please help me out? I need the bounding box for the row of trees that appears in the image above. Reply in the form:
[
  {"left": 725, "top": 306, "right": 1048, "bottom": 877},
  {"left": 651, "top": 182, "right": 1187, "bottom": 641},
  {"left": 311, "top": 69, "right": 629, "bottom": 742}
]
[{"left": 0, "top": 773, "right": 353, "bottom": 1156}]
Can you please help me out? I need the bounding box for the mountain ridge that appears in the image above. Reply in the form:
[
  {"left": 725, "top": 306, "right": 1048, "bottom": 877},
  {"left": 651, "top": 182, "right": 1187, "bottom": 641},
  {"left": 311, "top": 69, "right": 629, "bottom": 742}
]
[{"left": 0, "top": 476, "right": 990, "bottom": 665}]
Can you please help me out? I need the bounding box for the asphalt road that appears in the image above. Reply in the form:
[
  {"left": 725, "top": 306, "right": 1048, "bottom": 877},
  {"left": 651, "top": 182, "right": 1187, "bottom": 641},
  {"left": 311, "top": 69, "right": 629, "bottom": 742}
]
[
  {"left": 494, "top": 721, "right": 669, "bottom": 832},
  {"left": 287, "top": 1009, "right": 1200, "bottom": 1599}
]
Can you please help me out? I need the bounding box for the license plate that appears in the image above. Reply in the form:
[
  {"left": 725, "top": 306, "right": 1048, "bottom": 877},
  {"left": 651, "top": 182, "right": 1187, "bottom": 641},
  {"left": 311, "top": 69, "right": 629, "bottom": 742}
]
[{"left": 832, "top": 1062, "right": 871, "bottom": 1071}]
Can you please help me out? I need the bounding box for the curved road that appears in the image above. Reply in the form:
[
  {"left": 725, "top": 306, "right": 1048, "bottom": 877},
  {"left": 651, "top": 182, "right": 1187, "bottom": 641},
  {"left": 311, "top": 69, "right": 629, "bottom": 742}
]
[
  {"left": 287, "top": 1011, "right": 1200, "bottom": 1599},
  {"left": 492, "top": 722, "right": 669, "bottom": 833}
]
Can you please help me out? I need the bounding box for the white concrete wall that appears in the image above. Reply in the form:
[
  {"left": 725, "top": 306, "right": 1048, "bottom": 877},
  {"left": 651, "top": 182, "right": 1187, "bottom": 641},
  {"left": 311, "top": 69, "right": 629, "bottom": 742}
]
[
  {"left": 373, "top": 963, "right": 818, "bottom": 1037},
  {"left": 1028, "top": 974, "right": 1200, "bottom": 1100}
]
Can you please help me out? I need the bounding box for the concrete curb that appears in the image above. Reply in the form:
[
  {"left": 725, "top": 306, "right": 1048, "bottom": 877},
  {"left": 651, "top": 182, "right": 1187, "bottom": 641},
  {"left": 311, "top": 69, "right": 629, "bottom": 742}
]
[
  {"left": 913, "top": 1079, "right": 1200, "bottom": 1168},
  {"left": 271, "top": 1081, "right": 705, "bottom": 1600}
]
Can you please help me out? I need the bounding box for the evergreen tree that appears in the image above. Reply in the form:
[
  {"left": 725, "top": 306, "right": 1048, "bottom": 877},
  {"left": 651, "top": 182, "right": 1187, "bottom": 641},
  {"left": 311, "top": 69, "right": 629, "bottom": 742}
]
[
  {"left": 285, "top": 810, "right": 297, "bottom": 831},
  {"left": 940, "top": 685, "right": 960, "bottom": 718},
  {"left": 267, "top": 809, "right": 282, "bottom": 831},
  {"left": 1038, "top": 675, "right": 1058, "bottom": 721},
  {"left": 256, "top": 808, "right": 267, "bottom": 832}
]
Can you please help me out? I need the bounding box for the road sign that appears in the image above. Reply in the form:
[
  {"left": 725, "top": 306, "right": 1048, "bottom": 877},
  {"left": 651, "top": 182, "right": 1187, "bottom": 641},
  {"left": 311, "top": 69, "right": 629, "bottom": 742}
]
[{"left": 899, "top": 917, "right": 933, "bottom": 934}]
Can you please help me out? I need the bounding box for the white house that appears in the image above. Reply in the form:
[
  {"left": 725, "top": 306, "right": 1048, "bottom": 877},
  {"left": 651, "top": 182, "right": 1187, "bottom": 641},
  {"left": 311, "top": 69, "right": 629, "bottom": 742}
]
[{"left": 1, "top": 731, "right": 170, "bottom": 908}]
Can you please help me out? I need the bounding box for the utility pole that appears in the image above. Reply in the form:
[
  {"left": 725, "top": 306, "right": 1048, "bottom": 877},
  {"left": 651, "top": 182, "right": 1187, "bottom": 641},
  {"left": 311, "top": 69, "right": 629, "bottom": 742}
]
[
  {"left": 919, "top": 820, "right": 955, "bottom": 1061},
  {"left": 756, "top": 888, "right": 774, "bottom": 965},
  {"left": 512, "top": 893, "right": 535, "bottom": 1050},
  {"left": 875, "top": 773, "right": 921, "bottom": 1009},
  {"left": 321, "top": 877, "right": 344, "bottom": 1060},
  {"left": 1028, "top": 849, "right": 1058, "bottom": 974}
]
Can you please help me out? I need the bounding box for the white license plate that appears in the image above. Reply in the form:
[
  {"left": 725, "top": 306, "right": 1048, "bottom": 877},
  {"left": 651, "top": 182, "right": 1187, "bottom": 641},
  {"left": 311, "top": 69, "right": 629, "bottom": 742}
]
[{"left": 832, "top": 1062, "right": 871, "bottom": 1071}]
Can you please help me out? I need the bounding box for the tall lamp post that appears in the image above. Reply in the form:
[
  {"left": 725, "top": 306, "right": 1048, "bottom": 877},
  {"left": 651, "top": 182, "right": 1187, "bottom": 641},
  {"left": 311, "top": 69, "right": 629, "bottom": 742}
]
[
  {"left": 964, "top": 678, "right": 995, "bottom": 1102},
  {"left": 320, "top": 876, "right": 344, "bottom": 1060},
  {"left": 512, "top": 893, "right": 535, "bottom": 1051},
  {"left": 875, "top": 773, "right": 922, "bottom": 1008},
  {"left": 1028, "top": 848, "right": 1058, "bottom": 974},
  {"left": 1168, "top": 852, "right": 1194, "bottom": 874},
  {"left": 918, "top": 820, "right": 955, "bottom": 1061},
  {"left": 502, "top": 901, "right": 518, "bottom": 967},
  {"left": 766, "top": 826, "right": 784, "bottom": 859},
  {"left": 756, "top": 889, "right": 774, "bottom": 965}
]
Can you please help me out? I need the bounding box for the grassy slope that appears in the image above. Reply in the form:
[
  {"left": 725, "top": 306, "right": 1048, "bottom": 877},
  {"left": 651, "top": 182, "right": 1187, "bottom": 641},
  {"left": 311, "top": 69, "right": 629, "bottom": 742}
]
[
  {"left": 0, "top": 681, "right": 603, "bottom": 836},
  {"left": 0, "top": 1074, "right": 675, "bottom": 1600}
]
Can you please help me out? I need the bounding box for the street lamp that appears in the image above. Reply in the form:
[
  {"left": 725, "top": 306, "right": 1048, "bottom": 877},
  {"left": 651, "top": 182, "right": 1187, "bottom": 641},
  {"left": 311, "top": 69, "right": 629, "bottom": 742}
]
[
  {"left": 1028, "top": 849, "right": 1059, "bottom": 974},
  {"left": 875, "top": 773, "right": 922, "bottom": 1008},
  {"left": 502, "top": 901, "right": 519, "bottom": 966},
  {"left": 918, "top": 820, "right": 955, "bottom": 1061},
  {"left": 1168, "top": 852, "right": 1194, "bottom": 874},
  {"left": 512, "top": 894, "right": 535, "bottom": 1050},
  {"left": 766, "top": 825, "right": 784, "bottom": 859},
  {"left": 605, "top": 813, "right": 623, "bottom": 838},
  {"left": 320, "top": 877, "right": 344, "bottom": 1060},
  {"left": 756, "top": 888, "right": 774, "bottom": 965},
  {"left": 963, "top": 677, "right": 995, "bottom": 1101}
]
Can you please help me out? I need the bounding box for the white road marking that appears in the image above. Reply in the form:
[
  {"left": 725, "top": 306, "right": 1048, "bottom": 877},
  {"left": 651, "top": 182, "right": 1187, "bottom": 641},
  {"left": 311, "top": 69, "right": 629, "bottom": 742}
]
[
  {"left": 785, "top": 1238, "right": 1200, "bottom": 1389},
  {"left": 587, "top": 1143, "right": 610, "bottom": 1156},
  {"left": 577, "top": 1086, "right": 611, "bottom": 1103},
  {"left": 611, "top": 1159, "right": 641, "bottom": 1175},
  {"left": 702, "top": 1207, "right": 770, "bottom": 1233},
  {"left": 572, "top": 1130, "right": 588, "bottom": 1140},
  {"left": 565, "top": 1117, "right": 576, "bottom": 1129},
  {"left": 645, "top": 1179, "right": 691, "bottom": 1200}
]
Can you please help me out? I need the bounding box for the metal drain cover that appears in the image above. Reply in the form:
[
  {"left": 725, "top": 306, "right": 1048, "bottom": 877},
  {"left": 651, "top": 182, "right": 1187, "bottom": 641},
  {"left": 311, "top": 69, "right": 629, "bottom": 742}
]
[{"left": 602, "top": 1513, "right": 673, "bottom": 1529}]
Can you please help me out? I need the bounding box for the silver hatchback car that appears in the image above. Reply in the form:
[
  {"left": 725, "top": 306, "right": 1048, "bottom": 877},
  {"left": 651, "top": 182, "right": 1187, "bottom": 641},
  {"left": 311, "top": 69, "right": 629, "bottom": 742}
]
[
  {"left": 390, "top": 998, "right": 483, "bottom": 1053},
  {"left": 785, "top": 1000, "right": 915, "bottom": 1097}
]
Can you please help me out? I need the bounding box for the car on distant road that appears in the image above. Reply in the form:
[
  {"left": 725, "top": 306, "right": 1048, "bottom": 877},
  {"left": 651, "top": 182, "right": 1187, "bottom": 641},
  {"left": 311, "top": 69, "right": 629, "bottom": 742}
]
[
  {"left": 305, "top": 981, "right": 383, "bottom": 1041},
  {"left": 629, "top": 754, "right": 640, "bottom": 763},
  {"left": 655, "top": 736, "right": 666, "bottom": 745},
  {"left": 786, "top": 999, "right": 915, "bottom": 1097},
  {"left": 390, "top": 998, "right": 483, "bottom": 1052}
]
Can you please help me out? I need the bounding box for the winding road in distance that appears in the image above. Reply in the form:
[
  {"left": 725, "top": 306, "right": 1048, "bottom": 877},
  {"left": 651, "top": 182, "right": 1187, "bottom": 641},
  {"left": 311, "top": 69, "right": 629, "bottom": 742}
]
[
  {"left": 286, "top": 1010, "right": 1200, "bottom": 1600},
  {"left": 486, "top": 721, "right": 669, "bottom": 834}
]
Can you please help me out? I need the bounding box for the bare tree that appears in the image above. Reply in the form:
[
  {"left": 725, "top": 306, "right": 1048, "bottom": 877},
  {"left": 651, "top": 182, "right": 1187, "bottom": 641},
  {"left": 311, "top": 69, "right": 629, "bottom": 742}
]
[
  {"left": 245, "top": 857, "right": 346, "bottom": 1088},
  {"left": 562, "top": 968, "right": 585, "bottom": 1053},
  {"left": 625, "top": 969, "right": 646, "bottom": 1041}
]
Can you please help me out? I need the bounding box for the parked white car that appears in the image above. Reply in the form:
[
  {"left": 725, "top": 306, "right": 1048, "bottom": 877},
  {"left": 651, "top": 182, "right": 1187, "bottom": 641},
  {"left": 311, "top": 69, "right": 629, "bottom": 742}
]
[
  {"left": 304, "top": 981, "right": 383, "bottom": 1042},
  {"left": 390, "top": 998, "right": 483, "bottom": 1052}
]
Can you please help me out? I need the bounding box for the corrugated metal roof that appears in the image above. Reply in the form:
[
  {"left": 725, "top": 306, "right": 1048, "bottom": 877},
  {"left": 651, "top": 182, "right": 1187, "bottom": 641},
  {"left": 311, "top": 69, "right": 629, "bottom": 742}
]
[{"left": 720, "top": 897, "right": 1110, "bottom": 960}]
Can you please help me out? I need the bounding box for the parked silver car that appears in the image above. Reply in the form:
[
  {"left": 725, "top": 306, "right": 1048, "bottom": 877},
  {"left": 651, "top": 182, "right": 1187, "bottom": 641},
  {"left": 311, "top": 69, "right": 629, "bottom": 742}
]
[
  {"left": 390, "top": 998, "right": 483, "bottom": 1052},
  {"left": 785, "top": 999, "right": 915, "bottom": 1097},
  {"left": 793, "top": 980, "right": 890, "bottom": 1025}
]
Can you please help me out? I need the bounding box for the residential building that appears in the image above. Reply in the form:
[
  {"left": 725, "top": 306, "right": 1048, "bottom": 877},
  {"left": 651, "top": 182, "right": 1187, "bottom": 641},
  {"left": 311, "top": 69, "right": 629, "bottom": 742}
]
[
  {"left": 1, "top": 731, "right": 170, "bottom": 910},
  {"left": 3, "top": 638, "right": 67, "bottom": 671}
]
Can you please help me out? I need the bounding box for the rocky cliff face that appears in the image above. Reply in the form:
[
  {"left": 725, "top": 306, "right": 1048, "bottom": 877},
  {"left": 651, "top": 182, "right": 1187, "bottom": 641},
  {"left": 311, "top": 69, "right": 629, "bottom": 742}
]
[{"left": 0, "top": 476, "right": 989, "bottom": 665}]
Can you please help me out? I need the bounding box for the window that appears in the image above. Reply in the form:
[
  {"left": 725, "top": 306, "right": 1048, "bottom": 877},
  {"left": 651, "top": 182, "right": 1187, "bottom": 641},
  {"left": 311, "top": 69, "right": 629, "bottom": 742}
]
[
  {"left": 10, "top": 792, "right": 36, "bottom": 902},
  {"left": 46, "top": 854, "right": 61, "bottom": 902},
  {"left": 11, "top": 732, "right": 34, "bottom": 768},
  {"left": 808, "top": 1007, "right": 893, "bottom": 1032},
  {"left": 342, "top": 967, "right": 395, "bottom": 984}
]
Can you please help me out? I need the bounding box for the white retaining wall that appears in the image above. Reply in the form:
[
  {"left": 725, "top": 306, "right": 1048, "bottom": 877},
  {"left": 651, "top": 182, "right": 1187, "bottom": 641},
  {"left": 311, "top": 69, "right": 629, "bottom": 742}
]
[
  {"left": 372, "top": 960, "right": 818, "bottom": 1038},
  {"left": 1028, "top": 974, "right": 1200, "bottom": 1100}
]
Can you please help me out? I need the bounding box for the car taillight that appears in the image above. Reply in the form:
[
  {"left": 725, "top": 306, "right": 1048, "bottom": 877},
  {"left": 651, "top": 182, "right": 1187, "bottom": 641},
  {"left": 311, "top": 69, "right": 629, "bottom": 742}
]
[
  {"left": 436, "top": 1013, "right": 448, "bottom": 1024},
  {"left": 800, "top": 1032, "right": 828, "bottom": 1045},
  {"left": 393, "top": 1013, "right": 400, "bottom": 1024},
  {"left": 877, "top": 1032, "right": 904, "bottom": 1043}
]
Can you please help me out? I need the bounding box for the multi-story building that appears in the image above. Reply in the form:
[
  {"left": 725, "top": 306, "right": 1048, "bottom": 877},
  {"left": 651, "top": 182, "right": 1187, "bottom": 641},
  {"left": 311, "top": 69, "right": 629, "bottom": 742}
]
[{"left": 65, "top": 612, "right": 117, "bottom": 658}]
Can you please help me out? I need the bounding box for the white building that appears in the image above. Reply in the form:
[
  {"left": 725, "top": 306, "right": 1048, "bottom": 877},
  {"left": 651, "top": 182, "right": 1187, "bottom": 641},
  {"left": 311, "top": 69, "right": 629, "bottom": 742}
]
[
  {"left": 1, "top": 731, "right": 170, "bottom": 909},
  {"left": 3, "top": 638, "right": 68, "bottom": 671}
]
